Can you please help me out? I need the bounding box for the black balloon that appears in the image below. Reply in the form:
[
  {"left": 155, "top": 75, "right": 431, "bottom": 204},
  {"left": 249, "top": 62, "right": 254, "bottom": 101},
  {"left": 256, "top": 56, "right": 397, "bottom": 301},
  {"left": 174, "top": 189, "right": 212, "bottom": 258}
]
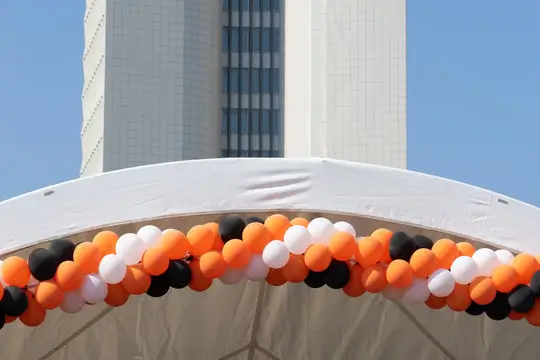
[
  {"left": 465, "top": 301, "right": 485, "bottom": 316},
  {"left": 485, "top": 292, "right": 511, "bottom": 321},
  {"left": 509, "top": 285, "right": 535, "bottom": 313},
  {"left": 0, "top": 286, "right": 28, "bottom": 317},
  {"left": 304, "top": 270, "right": 326, "bottom": 288},
  {"left": 389, "top": 232, "right": 416, "bottom": 261},
  {"left": 28, "top": 248, "right": 59, "bottom": 281},
  {"left": 165, "top": 260, "right": 192, "bottom": 289},
  {"left": 246, "top": 216, "right": 265, "bottom": 224},
  {"left": 49, "top": 239, "right": 76, "bottom": 263},
  {"left": 218, "top": 215, "right": 246, "bottom": 243},
  {"left": 530, "top": 270, "right": 540, "bottom": 296},
  {"left": 325, "top": 260, "right": 350, "bottom": 289},
  {"left": 0, "top": 310, "right": 5, "bottom": 330},
  {"left": 412, "top": 235, "right": 434, "bottom": 250},
  {"left": 146, "top": 275, "right": 170, "bottom": 297}
]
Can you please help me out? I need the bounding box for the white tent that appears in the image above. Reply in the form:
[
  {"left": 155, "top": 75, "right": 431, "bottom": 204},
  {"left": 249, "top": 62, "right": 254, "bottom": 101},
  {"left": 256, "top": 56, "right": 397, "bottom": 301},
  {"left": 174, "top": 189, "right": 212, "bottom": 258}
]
[{"left": 1, "top": 158, "right": 539, "bottom": 360}]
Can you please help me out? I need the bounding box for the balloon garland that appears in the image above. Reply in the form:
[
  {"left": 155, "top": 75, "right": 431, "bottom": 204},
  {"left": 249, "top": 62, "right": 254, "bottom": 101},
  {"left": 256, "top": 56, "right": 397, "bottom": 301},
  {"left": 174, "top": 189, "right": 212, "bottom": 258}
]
[{"left": 2, "top": 214, "right": 540, "bottom": 330}]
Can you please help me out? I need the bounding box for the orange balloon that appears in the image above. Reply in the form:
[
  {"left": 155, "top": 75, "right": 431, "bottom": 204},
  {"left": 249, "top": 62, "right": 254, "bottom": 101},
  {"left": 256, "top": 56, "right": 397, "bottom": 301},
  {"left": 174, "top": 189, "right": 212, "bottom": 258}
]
[
  {"left": 73, "top": 242, "right": 102, "bottom": 274},
  {"left": 356, "top": 237, "right": 384, "bottom": 267},
  {"left": 188, "top": 260, "right": 213, "bottom": 292},
  {"left": 242, "top": 222, "right": 271, "bottom": 254},
  {"left": 431, "top": 239, "right": 459, "bottom": 269},
  {"left": 469, "top": 276, "right": 496, "bottom": 305},
  {"left": 264, "top": 214, "right": 291, "bottom": 241},
  {"left": 92, "top": 231, "right": 119, "bottom": 256},
  {"left": 512, "top": 253, "right": 538, "bottom": 284},
  {"left": 121, "top": 265, "right": 151, "bottom": 295},
  {"left": 35, "top": 281, "right": 64, "bottom": 310},
  {"left": 19, "top": 292, "right": 46, "bottom": 327},
  {"left": 290, "top": 217, "right": 309, "bottom": 228},
  {"left": 0, "top": 285, "right": 3, "bottom": 301},
  {"left": 159, "top": 229, "right": 188, "bottom": 260},
  {"left": 266, "top": 269, "right": 287, "bottom": 286},
  {"left": 222, "top": 239, "right": 251, "bottom": 269},
  {"left": 2, "top": 256, "right": 31, "bottom": 287},
  {"left": 456, "top": 242, "right": 476, "bottom": 257},
  {"left": 491, "top": 264, "right": 518, "bottom": 293},
  {"left": 282, "top": 255, "right": 309, "bottom": 283},
  {"left": 509, "top": 310, "right": 526, "bottom": 321},
  {"left": 105, "top": 283, "right": 129, "bottom": 307},
  {"left": 527, "top": 299, "right": 540, "bottom": 326},
  {"left": 5, "top": 315, "right": 17, "bottom": 324},
  {"left": 304, "top": 244, "right": 332, "bottom": 272},
  {"left": 425, "top": 294, "right": 446, "bottom": 310},
  {"left": 371, "top": 228, "right": 393, "bottom": 263},
  {"left": 360, "top": 264, "right": 387, "bottom": 293},
  {"left": 343, "top": 264, "right": 365, "bottom": 297},
  {"left": 205, "top": 222, "right": 224, "bottom": 251},
  {"left": 55, "top": 261, "right": 84, "bottom": 291},
  {"left": 386, "top": 260, "right": 414, "bottom": 288},
  {"left": 329, "top": 232, "right": 357, "bottom": 261},
  {"left": 409, "top": 249, "right": 438, "bottom": 278},
  {"left": 186, "top": 225, "right": 214, "bottom": 256},
  {"left": 446, "top": 283, "right": 471, "bottom": 312},
  {"left": 142, "top": 248, "right": 169, "bottom": 276},
  {"left": 199, "top": 251, "right": 227, "bottom": 279}
]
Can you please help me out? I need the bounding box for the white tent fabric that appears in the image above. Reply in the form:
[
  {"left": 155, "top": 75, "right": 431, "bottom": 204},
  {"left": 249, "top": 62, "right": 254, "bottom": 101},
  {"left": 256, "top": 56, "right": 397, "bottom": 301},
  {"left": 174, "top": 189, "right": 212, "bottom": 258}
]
[{"left": 0, "top": 158, "right": 539, "bottom": 359}]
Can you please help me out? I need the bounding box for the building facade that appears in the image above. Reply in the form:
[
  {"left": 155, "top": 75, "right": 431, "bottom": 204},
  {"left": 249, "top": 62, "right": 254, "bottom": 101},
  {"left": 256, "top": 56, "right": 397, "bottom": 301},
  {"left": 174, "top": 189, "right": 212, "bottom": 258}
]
[{"left": 80, "top": 0, "right": 406, "bottom": 177}]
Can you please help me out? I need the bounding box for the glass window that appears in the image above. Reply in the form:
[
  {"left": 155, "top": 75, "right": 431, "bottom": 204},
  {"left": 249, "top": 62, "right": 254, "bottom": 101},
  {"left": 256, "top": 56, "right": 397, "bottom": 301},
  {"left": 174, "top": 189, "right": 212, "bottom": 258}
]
[
  {"left": 272, "top": 110, "right": 279, "bottom": 133},
  {"left": 250, "top": 68, "right": 260, "bottom": 92},
  {"left": 222, "top": 109, "right": 228, "bottom": 134},
  {"left": 262, "top": 28, "right": 271, "bottom": 52},
  {"left": 261, "top": 69, "right": 270, "bottom": 92},
  {"left": 231, "top": 27, "right": 239, "bottom": 52},
  {"left": 221, "top": 149, "right": 228, "bottom": 157},
  {"left": 262, "top": 0, "right": 271, "bottom": 11},
  {"left": 231, "top": 0, "right": 240, "bottom": 10},
  {"left": 261, "top": 150, "right": 270, "bottom": 157},
  {"left": 272, "top": 28, "right": 280, "bottom": 51},
  {"left": 240, "top": 150, "right": 249, "bottom": 157},
  {"left": 229, "top": 149, "right": 239, "bottom": 157},
  {"left": 222, "top": 68, "right": 229, "bottom": 92},
  {"left": 241, "top": 28, "right": 249, "bottom": 52},
  {"left": 241, "top": 68, "right": 249, "bottom": 93},
  {"left": 251, "top": 109, "right": 260, "bottom": 133},
  {"left": 230, "top": 109, "right": 239, "bottom": 133},
  {"left": 271, "top": 69, "right": 279, "bottom": 93},
  {"left": 251, "top": 28, "right": 260, "bottom": 52},
  {"left": 223, "top": 0, "right": 229, "bottom": 12},
  {"left": 242, "top": 0, "right": 250, "bottom": 10},
  {"left": 241, "top": 109, "right": 249, "bottom": 134},
  {"left": 222, "top": 27, "right": 229, "bottom": 52},
  {"left": 230, "top": 68, "right": 239, "bottom": 92},
  {"left": 272, "top": 0, "right": 280, "bottom": 11},
  {"left": 261, "top": 110, "right": 270, "bottom": 133},
  {"left": 253, "top": 0, "right": 261, "bottom": 11}
]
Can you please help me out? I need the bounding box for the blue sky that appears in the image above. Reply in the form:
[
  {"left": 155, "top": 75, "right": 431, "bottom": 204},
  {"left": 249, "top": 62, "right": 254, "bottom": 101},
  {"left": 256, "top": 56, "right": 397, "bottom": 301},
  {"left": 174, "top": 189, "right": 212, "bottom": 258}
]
[{"left": 1, "top": 2, "right": 539, "bottom": 205}]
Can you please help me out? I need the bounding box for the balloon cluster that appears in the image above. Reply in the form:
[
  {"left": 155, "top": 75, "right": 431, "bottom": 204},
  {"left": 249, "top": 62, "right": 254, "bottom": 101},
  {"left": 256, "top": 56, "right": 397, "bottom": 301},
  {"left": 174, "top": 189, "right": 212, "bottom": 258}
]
[{"left": 1, "top": 214, "right": 540, "bottom": 330}]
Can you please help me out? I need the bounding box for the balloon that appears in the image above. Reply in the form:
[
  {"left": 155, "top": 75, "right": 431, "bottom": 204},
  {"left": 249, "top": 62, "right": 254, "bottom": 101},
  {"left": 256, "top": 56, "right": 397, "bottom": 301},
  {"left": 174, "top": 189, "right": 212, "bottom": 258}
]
[
  {"left": 121, "top": 265, "right": 151, "bottom": 295},
  {"left": 79, "top": 274, "right": 108, "bottom": 303},
  {"left": 137, "top": 225, "right": 163, "bottom": 249},
  {"left": 356, "top": 237, "right": 384, "bottom": 267},
  {"left": 219, "top": 215, "right": 246, "bottom": 243},
  {"left": 328, "top": 232, "right": 356, "bottom": 261},
  {"left": 19, "top": 293, "right": 46, "bottom": 327},
  {"left": 372, "top": 228, "right": 393, "bottom": 263},
  {"left": 266, "top": 269, "right": 287, "bottom": 286},
  {"left": 116, "top": 233, "right": 146, "bottom": 266},
  {"left": 343, "top": 264, "right": 365, "bottom": 298},
  {"left": 512, "top": 253, "right": 538, "bottom": 284},
  {"left": 35, "top": 281, "right": 64, "bottom": 310},
  {"left": 431, "top": 239, "right": 459, "bottom": 269},
  {"left": 92, "top": 231, "right": 119, "bottom": 256},
  {"left": 402, "top": 278, "right": 431, "bottom": 304},
  {"left": 465, "top": 302, "right": 486, "bottom": 316},
  {"left": 188, "top": 260, "right": 213, "bottom": 292},
  {"left": 98, "top": 254, "right": 127, "bottom": 284},
  {"left": 425, "top": 294, "right": 446, "bottom": 310},
  {"left": 159, "top": 230, "right": 188, "bottom": 260},
  {"left": 146, "top": 275, "right": 169, "bottom": 298},
  {"left": 199, "top": 251, "right": 228, "bottom": 279},
  {"left": 243, "top": 222, "right": 271, "bottom": 254},
  {"left": 446, "top": 284, "right": 471, "bottom": 312},
  {"left": 1, "top": 256, "right": 31, "bottom": 287},
  {"left": 0, "top": 286, "right": 28, "bottom": 316},
  {"left": 49, "top": 239, "right": 76, "bottom": 263},
  {"left": 290, "top": 217, "right": 310, "bottom": 227},
  {"left": 427, "top": 269, "right": 455, "bottom": 297},
  {"left": 491, "top": 264, "right": 518, "bottom": 293},
  {"left": 264, "top": 214, "right": 291, "bottom": 241},
  {"left": 530, "top": 270, "right": 540, "bottom": 296},
  {"left": 219, "top": 267, "right": 245, "bottom": 285},
  {"left": 307, "top": 217, "right": 336, "bottom": 245},
  {"left": 333, "top": 221, "right": 356, "bottom": 237},
  {"left": 495, "top": 249, "right": 514, "bottom": 265},
  {"left": 105, "top": 283, "right": 129, "bottom": 307},
  {"left": 360, "top": 264, "right": 387, "bottom": 293},
  {"left": 141, "top": 248, "right": 170, "bottom": 276},
  {"left": 55, "top": 261, "right": 84, "bottom": 291},
  {"left": 262, "top": 240, "right": 290, "bottom": 269},
  {"left": 0, "top": 260, "right": 6, "bottom": 287},
  {"left": 324, "top": 260, "right": 350, "bottom": 289},
  {"left": 205, "top": 222, "right": 224, "bottom": 251},
  {"left": 244, "top": 255, "right": 270, "bottom": 281},
  {"left": 73, "top": 242, "right": 103, "bottom": 274},
  {"left": 382, "top": 285, "right": 406, "bottom": 300},
  {"left": 485, "top": 292, "right": 511, "bottom": 321},
  {"left": 282, "top": 255, "right": 309, "bottom": 283},
  {"left": 304, "top": 270, "right": 326, "bottom": 289},
  {"left": 450, "top": 256, "right": 478, "bottom": 285},
  {"left": 59, "top": 291, "right": 85, "bottom": 313},
  {"left": 469, "top": 276, "right": 496, "bottom": 305},
  {"left": 386, "top": 260, "right": 414, "bottom": 288},
  {"left": 409, "top": 249, "right": 438, "bottom": 278},
  {"left": 472, "top": 248, "right": 501, "bottom": 277},
  {"left": 186, "top": 225, "right": 214, "bottom": 256},
  {"left": 284, "top": 225, "right": 312, "bottom": 255},
  {"left": 456, "top": 242, "right": 476, "bottom": 257},
  {"left": 304, "top": 244, "right": 332, "bottom": 272},
  {"left": 389, "top": 232, "right": 415, "bottom": 261},
  {"left": 412, "top": 234, "right": 433, "bottom": 250},
  {"left": 28, "top": 248, "right": 59, "bottom": 281},
  {"left": 222, "top": 239, "right": 251, "bottom": 268},
  {"left": 245, "top": 216, "right": 264, "bottom": 224},
  {"left": 508, "top": 285, "right": 535, "bottom": 313},
  {"left": 164, "top": 260, "right": 192, "bottom": 289}
]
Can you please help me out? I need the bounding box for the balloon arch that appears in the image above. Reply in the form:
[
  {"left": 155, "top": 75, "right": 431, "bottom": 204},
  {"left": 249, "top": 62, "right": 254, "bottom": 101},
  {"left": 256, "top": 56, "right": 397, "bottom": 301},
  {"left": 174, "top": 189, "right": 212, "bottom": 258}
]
[{"left": 1, "top": 158, "right": 540, "bottom": 360}]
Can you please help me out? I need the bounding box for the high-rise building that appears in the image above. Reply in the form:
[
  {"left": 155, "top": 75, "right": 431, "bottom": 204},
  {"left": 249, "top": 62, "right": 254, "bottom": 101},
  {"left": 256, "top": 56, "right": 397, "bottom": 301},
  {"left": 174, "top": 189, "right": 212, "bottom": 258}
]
[{"left": 80, "top": 0, "right": 406, "bottom": 177}]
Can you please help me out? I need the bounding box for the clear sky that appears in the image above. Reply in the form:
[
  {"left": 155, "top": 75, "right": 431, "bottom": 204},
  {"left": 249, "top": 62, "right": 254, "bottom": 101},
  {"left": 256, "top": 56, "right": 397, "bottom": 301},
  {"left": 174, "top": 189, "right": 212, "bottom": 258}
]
[{"left": 1, "top": 2, "right": 539, "bottom": 205}]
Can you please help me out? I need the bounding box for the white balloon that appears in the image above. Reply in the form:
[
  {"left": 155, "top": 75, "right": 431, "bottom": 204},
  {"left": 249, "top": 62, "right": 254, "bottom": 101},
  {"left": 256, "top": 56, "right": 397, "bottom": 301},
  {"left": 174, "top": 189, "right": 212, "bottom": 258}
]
[
  {"left": 428, "top": 269, "right": 455, "bottom": 297},
  {"left": 137, "top": 225, "right": 163, "bottom": 249},
  {"left": 60, "top": 291, "right": 86, "bottom": 313},
  {"left": 334, "top": 221, "right": 356, "bottom": 237},
  {"left": 80, "top": 273, "right": 108, "bottom": 303},
  {"left": 284, "top": 225, "right": 312, "bottom": 255},
  {"left": 245, "top": 255, "right": 270, "bottom": 281},
  {"left": 472, "top": 248, "right": 501, "bottom": 277},
  {"left": 307, "top": 217, "right": 336, "bottom": 245},
  {"left": 99, "top": 254, "right": 127, "bottom": 284},
  {"left": 495, "top": 249, "right": 514, "bottom": 265},
  {"left": 116, "top": 233, "right": 146, "bottom": 265},
  {"left": 450, "top": 256, "right": 478, "bottom": 285},
  {"left": 403, "top": 278, "right": 431, "bottom": 303},
  {"left": 382, "top": 285, "right": 405, "bottom": 300},
  {"left": 219, "top": 267, "right": 245, "bottom": 285},
  {"left": 262, "top": 240, "right": 290, "bottom": 269}
]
